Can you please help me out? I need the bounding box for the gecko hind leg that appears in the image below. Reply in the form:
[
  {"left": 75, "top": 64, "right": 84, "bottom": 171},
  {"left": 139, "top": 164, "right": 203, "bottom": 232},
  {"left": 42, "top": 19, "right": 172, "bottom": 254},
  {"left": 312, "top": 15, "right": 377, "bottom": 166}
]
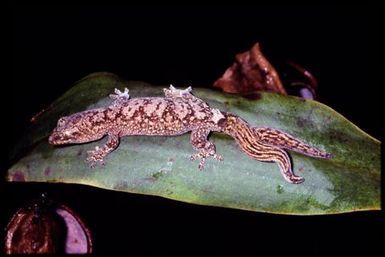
[
  {"left": 86, "top": 133, "right": 120, "bottom": 168},
  {"left": 189, "top": 128, "right": 223, "bottom": 170}
]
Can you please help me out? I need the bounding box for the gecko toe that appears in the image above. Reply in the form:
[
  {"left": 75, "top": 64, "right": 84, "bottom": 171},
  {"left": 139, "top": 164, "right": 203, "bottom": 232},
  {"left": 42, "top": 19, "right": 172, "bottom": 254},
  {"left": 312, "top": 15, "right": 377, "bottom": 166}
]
[
  {"left": 214, "top": 154, "right": 223, "bottom": 161},
  {"left": 86, "top": 158, "right": 105, "bottom": 168},
  {"left": 198, "top": 159, "right": 206, "bottom": 170},
  {"left": 190, "top": 154, "right": 199, "bottom": 161},
  {"left": 86, "top": 158, "right": 97, "bottom": 168}
]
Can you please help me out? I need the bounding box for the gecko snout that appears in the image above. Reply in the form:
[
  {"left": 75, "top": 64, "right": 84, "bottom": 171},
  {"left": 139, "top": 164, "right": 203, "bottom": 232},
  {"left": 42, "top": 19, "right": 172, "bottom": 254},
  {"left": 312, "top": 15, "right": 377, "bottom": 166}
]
[
  {"left": 48, "top": 134, "right": 55, "bottom": 145},
  {"left": 48, "top": 133, "right": 62, "bottom": 145}
]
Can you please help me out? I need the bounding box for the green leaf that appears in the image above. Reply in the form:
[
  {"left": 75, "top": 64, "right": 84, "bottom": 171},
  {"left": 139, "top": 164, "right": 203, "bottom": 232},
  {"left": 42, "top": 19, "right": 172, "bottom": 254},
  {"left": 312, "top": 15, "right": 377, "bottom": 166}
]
[{"left": 7, "top": 72, "right": 380, "bottom": 215}]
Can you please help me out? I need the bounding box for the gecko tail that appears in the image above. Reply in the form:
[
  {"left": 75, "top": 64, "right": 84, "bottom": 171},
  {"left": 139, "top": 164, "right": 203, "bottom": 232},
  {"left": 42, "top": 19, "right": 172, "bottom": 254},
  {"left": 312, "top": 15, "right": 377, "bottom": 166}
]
[{"left": 252, "top": 127, "right": 332, "bottom": 159}]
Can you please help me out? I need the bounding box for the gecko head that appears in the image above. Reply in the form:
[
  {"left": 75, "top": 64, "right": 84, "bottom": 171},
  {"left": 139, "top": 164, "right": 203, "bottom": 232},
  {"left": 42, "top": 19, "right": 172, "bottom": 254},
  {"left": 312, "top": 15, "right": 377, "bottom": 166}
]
[{"left": 49, "top": 113, "right": 104, "bottom": 145}]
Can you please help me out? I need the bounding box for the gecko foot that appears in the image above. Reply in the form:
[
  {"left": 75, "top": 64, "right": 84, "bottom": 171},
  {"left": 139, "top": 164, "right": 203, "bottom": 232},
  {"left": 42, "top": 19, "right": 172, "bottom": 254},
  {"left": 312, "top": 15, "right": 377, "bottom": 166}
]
[
  {"left": 164, "top": 85, "right": 192, "bottom": 98},
  {"left": 86, "top": 148, "right": 106, "bottom": 168},
  {"left": 190, "top": 152, "right": 223, "bottom": 170},
  {"left": 110, "top": 88, "right": 130, "bottom": 101}
]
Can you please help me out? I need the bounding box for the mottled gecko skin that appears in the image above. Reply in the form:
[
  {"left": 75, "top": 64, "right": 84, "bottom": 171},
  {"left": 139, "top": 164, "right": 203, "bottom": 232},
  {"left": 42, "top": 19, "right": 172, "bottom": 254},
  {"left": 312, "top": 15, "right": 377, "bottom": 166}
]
[{"left": 49, "top": 85, "right": 332, "bottom": 184}]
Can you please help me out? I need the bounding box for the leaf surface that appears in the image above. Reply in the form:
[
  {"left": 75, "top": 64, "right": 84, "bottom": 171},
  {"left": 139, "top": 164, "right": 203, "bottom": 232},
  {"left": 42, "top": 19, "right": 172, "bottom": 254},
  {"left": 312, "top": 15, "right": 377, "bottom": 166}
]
[{"left": 7, "top": 73, "right": 380, "bottom": 215}]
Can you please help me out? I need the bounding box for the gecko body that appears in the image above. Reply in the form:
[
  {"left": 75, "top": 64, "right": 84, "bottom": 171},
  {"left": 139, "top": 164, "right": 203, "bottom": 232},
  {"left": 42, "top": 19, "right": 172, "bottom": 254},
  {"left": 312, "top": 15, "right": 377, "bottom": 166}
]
[{"left": 49, "top": 85, "right": 331, "bottom": 184}]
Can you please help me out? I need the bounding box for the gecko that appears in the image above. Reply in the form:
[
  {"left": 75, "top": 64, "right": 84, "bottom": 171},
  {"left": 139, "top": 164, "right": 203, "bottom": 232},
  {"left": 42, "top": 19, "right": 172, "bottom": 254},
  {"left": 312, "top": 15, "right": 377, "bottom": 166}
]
[{"left": 49, "top": 85, "right": 332, "bottom": 184}]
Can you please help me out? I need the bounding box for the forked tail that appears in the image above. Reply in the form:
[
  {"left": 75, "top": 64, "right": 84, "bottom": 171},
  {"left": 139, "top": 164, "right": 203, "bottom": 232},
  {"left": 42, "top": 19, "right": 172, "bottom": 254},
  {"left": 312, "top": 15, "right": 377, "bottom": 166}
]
[{"left": 218, "top": 112, "right": 332, "bottom": 184}]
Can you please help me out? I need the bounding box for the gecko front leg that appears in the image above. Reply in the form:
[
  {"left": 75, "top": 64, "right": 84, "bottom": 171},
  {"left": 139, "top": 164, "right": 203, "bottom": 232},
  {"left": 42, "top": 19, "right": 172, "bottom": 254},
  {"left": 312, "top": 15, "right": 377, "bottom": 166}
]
[
  {"left": 86, "top": 133, "right": 120, "bottom": 167},
  {"left": 189, "top": 128, "right": 223, "bottom": 170}
]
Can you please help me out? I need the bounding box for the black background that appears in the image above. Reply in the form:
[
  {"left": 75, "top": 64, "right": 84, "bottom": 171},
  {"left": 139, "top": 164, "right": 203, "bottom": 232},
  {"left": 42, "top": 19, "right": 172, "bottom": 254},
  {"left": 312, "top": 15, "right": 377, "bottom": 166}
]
[{"left": 6, "top": 3, "right": 383, "bottom": 256}]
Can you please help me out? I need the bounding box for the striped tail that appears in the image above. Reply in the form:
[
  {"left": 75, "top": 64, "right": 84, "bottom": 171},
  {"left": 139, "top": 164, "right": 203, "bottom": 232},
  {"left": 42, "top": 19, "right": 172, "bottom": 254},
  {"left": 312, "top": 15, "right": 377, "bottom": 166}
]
[
  {"left": 252, "top": 127, "right": 332, "bottom": 159},
  {"left": 219, "top": 113, "right": 305, "bottom": 184}
]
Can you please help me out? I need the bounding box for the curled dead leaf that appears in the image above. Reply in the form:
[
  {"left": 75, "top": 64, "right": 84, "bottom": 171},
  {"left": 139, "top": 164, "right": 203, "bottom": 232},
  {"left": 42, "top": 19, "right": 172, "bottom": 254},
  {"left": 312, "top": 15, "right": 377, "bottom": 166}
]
[{"left": 214, "top": 42, "right": 287, "bottom": 95}]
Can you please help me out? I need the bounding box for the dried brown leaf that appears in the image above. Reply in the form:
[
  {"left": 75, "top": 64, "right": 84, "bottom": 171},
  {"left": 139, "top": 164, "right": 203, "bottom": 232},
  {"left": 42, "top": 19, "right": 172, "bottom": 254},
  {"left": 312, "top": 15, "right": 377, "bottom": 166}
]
[{"left": 214, "top": 42, "right": 287, "bottom": 95}]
